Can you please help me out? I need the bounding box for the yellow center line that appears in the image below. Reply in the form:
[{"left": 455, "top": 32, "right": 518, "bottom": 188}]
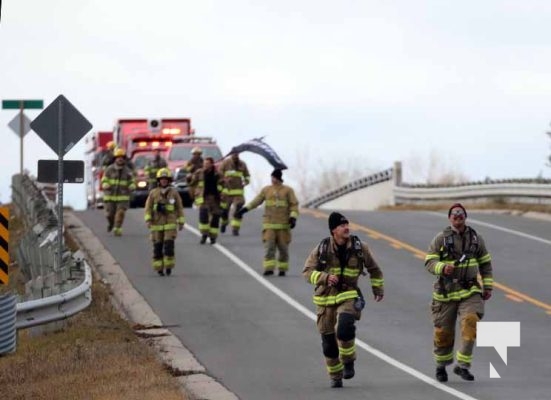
[
  {"left": 505, "top": 294, "right": 524, "bottom": 303},
  {"left": 301, "top": 208, "right": 551, "bottom": 314}
]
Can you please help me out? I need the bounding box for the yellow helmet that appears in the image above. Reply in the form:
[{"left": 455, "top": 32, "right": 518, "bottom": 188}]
[
  {"left": 156, "top": 167, "right": 172, "bottom": 180},
  {"left": 106, "top": 141, "right": 116, "bottom": 150},
  {"left": 191, "top": 146, "right": 203, "bottom": 155},
  {"left": 113, "top": 148, "right": 126, "bottom": 158}
]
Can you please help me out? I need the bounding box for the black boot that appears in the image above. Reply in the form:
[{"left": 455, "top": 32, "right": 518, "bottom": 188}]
[
  {"left": 263, "top": 270, "right": 274, "bottom": 276},
  {"left": 435, "top": 366, "right": 448, "bottom": 382},
  {"left": 343, "top": 362, "right": 355, "bottom": 379},
  {"left": 330, "top": 379, "right": 343, "bottom": 388},
  {"left": 232, "top": 228, "right": 239, "bottom": 236},
  {"left": 157, "top": 270, "right": 165, "bottom": 276},
  {"left": 278, "top": 270, "right": 286, "bottom": 276},
  {"left": 107, "top": 221, "right": 114, "bottom": 232},
  {"left": 220, "top": 224, "right": 226, "bottom": 233},
  {"left": 200, "top": 234, "right": 208, "bottom": 244},
  {"left": 165, "top": 268, "right": 172, "bottom": 276},
  {"left": 453, "top": 365, "right": 474, "bottom": 381},
  {"left": 210, "top": 237, "right": 216, "bottom": 245}
]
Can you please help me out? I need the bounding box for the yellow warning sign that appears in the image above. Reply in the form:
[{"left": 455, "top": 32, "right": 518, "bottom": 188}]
[{"left": 0, "top": 207, "right": 9, "bottom": 285}]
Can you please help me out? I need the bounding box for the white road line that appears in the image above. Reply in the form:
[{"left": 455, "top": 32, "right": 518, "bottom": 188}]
[
  {"left": 428, "top": 212, "right": 551, "bottom": 246},
  {"left": 185, "top": 225, "right": 480, "bottom": 400}
]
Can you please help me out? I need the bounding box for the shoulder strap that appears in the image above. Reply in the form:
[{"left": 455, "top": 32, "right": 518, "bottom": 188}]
[
  {"left": 351, "top": 235, "right": 366, "bottom": 275},
  {"left": 316, "top": 237, "right": 331, "bottom": 271}
]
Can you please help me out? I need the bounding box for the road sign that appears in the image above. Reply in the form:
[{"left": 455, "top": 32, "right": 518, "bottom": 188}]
[
  {"left": 8, "top": 112, "right": 31, "bottom": 138},
  {"left": 37, "top": 160, "right": 84, "bottom": 183},
  {"left": 30, "top": 95, "right": 92, "bottom": 156},
  {"left": 0, "top": 207, "right": 9, "bottom": 285},
  {"left": 2, "top": 100, "right": 44, "bottom": 109}
]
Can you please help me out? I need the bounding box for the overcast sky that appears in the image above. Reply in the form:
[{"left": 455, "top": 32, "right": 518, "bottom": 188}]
[{"left": 2, "top": 0, "right": 551, "bottom": 209}]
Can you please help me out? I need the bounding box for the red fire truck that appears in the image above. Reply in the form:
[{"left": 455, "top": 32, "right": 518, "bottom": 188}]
[
  {"left": 85, "top": 130, "right": 114, "bottom": 208},
  {"left": 113, "top": 118, "right": 194, "bottom": 207}
]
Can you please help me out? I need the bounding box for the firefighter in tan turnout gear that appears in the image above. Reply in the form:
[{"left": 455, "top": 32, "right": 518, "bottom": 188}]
[
  {"left": 425, "top": 203, "right": 493, "bottom": 383},
  {"left": 101, "top": 148, "right": 136, "bottom": 236},
  {"left": 303, "top": 212, "right": 384, "bottom": 388},
  {"left": 188, "top": 157, "right": 223, "bottom": 245},
  {"left": 236, "top": 169, "right": 298, "bottom": 276},
  {"left": 219, "top": 152, "right": 250, "bottom": 236},
  {"left": 144, "top": 168, "right": 185, "bottom": 276}
]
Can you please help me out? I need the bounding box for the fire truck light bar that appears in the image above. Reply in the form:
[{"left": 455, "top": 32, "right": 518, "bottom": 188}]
[{"left": 162, "top": 128, "right": 181, "bottom": 135}]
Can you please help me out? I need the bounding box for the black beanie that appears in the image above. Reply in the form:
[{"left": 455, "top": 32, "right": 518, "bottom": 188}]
[
  {"left": 271, "top": 169, "right": 283, "bottom": 182},
  {"left": 328, "top": 212, "right": 349, "bottom": 232},
  {"left": 448, "top": 203, "right": 467, "bottom": 218}
]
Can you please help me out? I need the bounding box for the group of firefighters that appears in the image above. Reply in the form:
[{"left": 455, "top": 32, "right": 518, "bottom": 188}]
[{"left": 99, "top": 142, "right": 493, "bottom": 390}]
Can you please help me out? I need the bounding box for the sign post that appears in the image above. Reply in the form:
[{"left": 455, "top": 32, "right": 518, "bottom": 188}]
[
  {"left": 2, "top": 99, "right": 43, "bottom": 175},
  {"left": 30, "top": 95, "right": 92, "bottom": 270}
]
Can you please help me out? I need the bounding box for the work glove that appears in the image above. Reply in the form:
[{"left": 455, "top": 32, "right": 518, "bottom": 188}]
[
  {"left": 372, "top": 286, "right": 384, "bottom": 302},
  {"left": 178, "top": 223, "right": 184, "bottom": 231},
  {"left": 289, "top": 217, "right": 296, "bottom": 229},
  {"left": 236, "top": 206, "right": 248, "bottom": 219},
  {"left": 482, "top": 289, "right": 492, "bottom": 300}
]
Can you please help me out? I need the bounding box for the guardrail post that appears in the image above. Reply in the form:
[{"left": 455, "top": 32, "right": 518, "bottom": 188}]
[{"left": 0, "top": 293, "right": 17, "bottom": 356}]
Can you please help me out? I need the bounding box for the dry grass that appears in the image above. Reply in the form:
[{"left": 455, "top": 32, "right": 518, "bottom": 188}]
[{"left": 0, "top": 204, "right": 188, "bottom": 400}]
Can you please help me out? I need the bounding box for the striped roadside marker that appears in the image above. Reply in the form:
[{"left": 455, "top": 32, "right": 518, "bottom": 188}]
[{"left": 0, "top": 207, "right": 8, "bottom": 285}]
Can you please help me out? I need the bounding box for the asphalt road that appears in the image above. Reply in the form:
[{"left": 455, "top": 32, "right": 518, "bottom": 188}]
[{"left": 77, "top": 208, "right": 551, "bottom": 400}]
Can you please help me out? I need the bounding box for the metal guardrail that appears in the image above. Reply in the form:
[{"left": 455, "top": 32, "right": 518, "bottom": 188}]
[
  {"left": 5, "top": 174, "right": 92, "bottom": 336},
  {"left": 303, "top": 168, "right": 394, "bottom": 208},
  {"left": 16, "top": 259, "right": 92, "bottom": 329},
  {"left": 0, "top": 294, "right": 17, "bottom": 355}
]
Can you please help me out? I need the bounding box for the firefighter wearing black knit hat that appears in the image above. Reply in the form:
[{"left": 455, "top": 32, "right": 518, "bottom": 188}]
[
  {"left": 302, "top": 211, "right": 384, "bottom": 388},
  {"left": 425, "top": 203, "right": 493, "bottom": 383},
  {"left": 236, "top": 169, "right": 298, "bottom": 276}
]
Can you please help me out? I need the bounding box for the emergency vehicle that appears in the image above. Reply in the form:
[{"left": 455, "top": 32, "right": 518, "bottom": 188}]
[
  {"left": 113, "top": 118, "right": 194, "bottom": 207},
  {"left": 85, "top": 130, "right": 114, "bottom": 208}
]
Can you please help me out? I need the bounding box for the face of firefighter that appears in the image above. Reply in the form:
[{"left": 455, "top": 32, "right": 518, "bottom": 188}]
[
  {"left": 158, "top": 177, "right": 169, "bottom": 187},
  {"left": 449, "top": 207, "right": 466, "bottom": 231},
  {"left": 331, "top": 222, "right": 350, "bottom": 244},
  {"left": 231, "top": 153, "right": 239, "bottom": 161},
  {"left": 204, "top": 158, "right": 214, "bottom": 171},
  {"left": 115, "top": 156, "right": 125, "bottom": 166}
]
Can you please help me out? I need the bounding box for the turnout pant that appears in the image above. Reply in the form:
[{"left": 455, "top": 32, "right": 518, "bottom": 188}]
[
  {"left": 431, "top": 294, "right": 485, "bottom": 368},
  {"left": 199, "top": 195, "right": 222, "bottom": 238},
  {"left": 150, "top": 230, "right": 177, "bottom": 271},
  {"left": 262, "top": 229, "right": 291, "bottom": 272},
  {"left": 221, "top": 195, "right": 245, "bottom": 232},
  {"left": 317, "top": 300, "right": 360, "bottom": 380},
  {"left": 104, "top": 201, "right": 128, "bottom": 235}
]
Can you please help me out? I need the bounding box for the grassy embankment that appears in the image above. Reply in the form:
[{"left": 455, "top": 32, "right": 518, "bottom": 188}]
[{"left": 0, "top": 204, "right": 188, "bottom": 400}]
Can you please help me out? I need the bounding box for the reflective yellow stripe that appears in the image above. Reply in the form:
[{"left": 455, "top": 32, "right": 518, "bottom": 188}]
[
  {"left": 432, "top": 286, "right": 482, "bottom": 302},
  {"left": 313, "top": 290, "right": 358, "bottom": 306},
  {"left": 310, "top": 271, "right": 322, "bottom": 285}
]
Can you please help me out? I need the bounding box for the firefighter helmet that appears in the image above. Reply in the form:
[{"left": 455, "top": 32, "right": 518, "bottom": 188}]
[
  {"left": 113, "top": 148, "right": 126, "bottom": 158},
  {"left": 106, "top": 141, "right": 116, "bottom": 150},
  {"left": 191, "top": 146, "right": 203, "bottom": 155},
  {"left": 156, "top": 168, "right": 173, "bottom": 180}
]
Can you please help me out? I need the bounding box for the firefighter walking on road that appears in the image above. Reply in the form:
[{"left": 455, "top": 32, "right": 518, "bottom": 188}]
[
  {"left": 101, "top": 148, "right": 136, "bottom": 236},
  {"left": 219, "top": 152, "right": 250, "bottom": 236},
  {"left": 236, "top": 169, "right": 298, "bottom": 276},
  {"left": 144, "top": 168, "right": 185, "bottom": 276},
  {"left": 188, "top": 157, "right": 223, "bottom": 245},
  {"left": 144, "top": 149, "right": 168, "bottom": 190},
  {"left": 303, "top": 212, "right": 384, "bottom": 388},
  {"left": 425, "top": 203, "right": 493, "bottom": 383}
]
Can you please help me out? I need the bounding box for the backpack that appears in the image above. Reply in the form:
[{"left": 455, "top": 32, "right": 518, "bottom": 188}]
[{"left": 316, "top": 235, "right": 366, "bottom": 275}]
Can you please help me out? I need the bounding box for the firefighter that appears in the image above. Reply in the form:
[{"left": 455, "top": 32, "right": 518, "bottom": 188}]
[
  {"left": 101, "top": 141, "right": 117, "bottom": 168},
  {"left": 425, "top": 203, "right": 493, "bottom": 382},
  {"left": 184, "top": 146, "right": 204, "bottom": 201},
  {"left": 144, "top": 168, "right": 185, "bottom": 276},
  {"left": 144, "top": 149, "right": 168, "bottom": 190},
  {"left": 101, "top": 148, "right": 136, "bottom": 236},
  {"left": 236, "top": 169, "right": 298, "bottom": 276},
  {"left": 188, "top": 157, "right": 223, "bottom": 244},
  {"left": 219, "top": 152, "right": 250, "bottom": 236},
  {"left": 302, "top": 212, "right": 384, "bottom": 388}
]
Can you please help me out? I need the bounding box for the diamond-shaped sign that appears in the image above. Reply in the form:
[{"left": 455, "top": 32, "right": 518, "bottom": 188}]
[
  {"left": 30, "top": 95, "right": 92, "bottom": 156},
  {"left": 8, "top": 112, "right": 31, "bottom": 138}
]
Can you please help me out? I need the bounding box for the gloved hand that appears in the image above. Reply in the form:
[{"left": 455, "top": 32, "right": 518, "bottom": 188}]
[
  {"left": 289, "top": 217, "right": 296, "bottom": 229},
  {"left": 178, "top": 223, "right": 184, "bottom": 231},
  {"left": 146, "top": 221, "right": 151, "bottom": 229},
  {"left": 482, "top": 289, "right": 492, "bottom": 300},
  {"left": 236, "top": 206, "right": 248, "bottom": 219},
  {"left": 372, "top": 287, "right": 384, "bottom": 302}
]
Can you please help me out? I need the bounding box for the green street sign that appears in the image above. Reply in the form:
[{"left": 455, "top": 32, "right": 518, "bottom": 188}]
[{"left": 2, "top": 100, "right": 44, "bottom": 109}]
